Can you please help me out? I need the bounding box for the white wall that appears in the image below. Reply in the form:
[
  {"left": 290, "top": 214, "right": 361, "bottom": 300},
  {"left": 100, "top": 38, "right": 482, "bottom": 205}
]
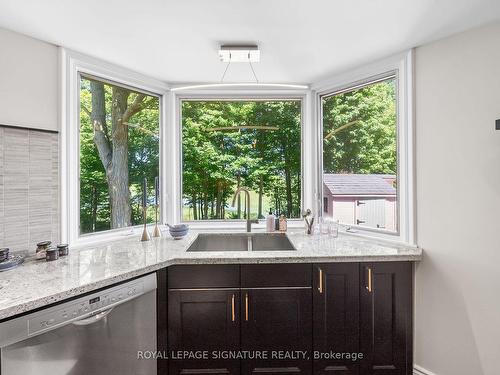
[
  {"left": 415, "top": 21, "right": 500, "bottom": 375},
  {"left": 0, "top": 27, "right": 58, "bottom": 131}
]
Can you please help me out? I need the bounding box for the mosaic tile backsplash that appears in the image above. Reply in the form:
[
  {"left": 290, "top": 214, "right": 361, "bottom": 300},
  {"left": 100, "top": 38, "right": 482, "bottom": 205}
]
[{"left": 0, "top": 126, "right": 59, "bottom": 253}]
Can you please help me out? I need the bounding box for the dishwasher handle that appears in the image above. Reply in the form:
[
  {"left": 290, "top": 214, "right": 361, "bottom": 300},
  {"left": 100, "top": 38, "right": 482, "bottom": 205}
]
[{"left": 71, "top": 308, "right": 114, "bottom": 326}]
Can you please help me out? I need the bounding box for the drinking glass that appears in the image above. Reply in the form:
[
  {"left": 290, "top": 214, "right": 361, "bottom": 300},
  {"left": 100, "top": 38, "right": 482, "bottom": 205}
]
[{"left": 329, "top": 219, "right": 339, "bottom": 238}]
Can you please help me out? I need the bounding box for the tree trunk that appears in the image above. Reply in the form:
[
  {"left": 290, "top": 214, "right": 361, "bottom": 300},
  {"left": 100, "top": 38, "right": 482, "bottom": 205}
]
[
  {"left": 216, "top": 181, "right": 223, "bottom": 219},
  {"left": 90, "top": 82, "right": 134, "bottom": 229},
  {"left": 109, "top": 87, "right": 131, "bottom": 228},
  {"left": 192, "top": 193, "right": 198, "bottom": 220},
  {"left": 203, "top": 192, "right": 209, "bottom": 219},
  {"left": 258, "top": 176, "right": 263, "bottom": 218}
]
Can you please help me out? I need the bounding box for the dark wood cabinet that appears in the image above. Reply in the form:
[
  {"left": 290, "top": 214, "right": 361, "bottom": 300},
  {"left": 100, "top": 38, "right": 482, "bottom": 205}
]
[
  {"left": 241, "top": 288, "right": 312, "bottom": 375},
  {"left": 157, "top": 269, "right": 168, "bottom": 375},
  {"left": 162, "top": 261, "right": 413, "bottom": 375},
  {"left": 313, "top": 263, "right": 360, "bottom": 375},
  {"left": 168, "top": 289, "right": 241, "bottom": 375},
  {"left": 359, "top": 262, "right": 413, "bottom": 375},
  {"left": 168, "top": 264, "right": 240, "bottom": 289}
]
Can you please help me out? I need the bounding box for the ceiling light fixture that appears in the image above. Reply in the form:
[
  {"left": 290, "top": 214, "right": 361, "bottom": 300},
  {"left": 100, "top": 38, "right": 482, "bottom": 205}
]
[
  {"left": 170, "top": 44, "right": 309, "bottom": 92},
  {"left": 218, "top": 45, "right": 260, "bottom": 63}
]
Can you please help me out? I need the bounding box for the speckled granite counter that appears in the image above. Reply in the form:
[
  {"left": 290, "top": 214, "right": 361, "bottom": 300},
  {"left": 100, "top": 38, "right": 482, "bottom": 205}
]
[{"left": 0, "top": 231, "right": 422, "bottom": 320}]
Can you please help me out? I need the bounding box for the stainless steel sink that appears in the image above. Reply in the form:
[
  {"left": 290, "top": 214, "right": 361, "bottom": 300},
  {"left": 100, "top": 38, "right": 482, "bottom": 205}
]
[{"left": 187, "top": 233, "right": 296, "bottom": 252}]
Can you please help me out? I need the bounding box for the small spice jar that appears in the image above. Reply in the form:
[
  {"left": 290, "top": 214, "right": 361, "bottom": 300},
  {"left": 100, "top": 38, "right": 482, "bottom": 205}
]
[
  {"left": 46, "top": 246, "right": 59, "bottom": 262},
  {"left": 0, "top": 248, "right": 9, "bottom": 262},
  {"left": 36, "top": 241, "right": 51, "bottom": 260},
  {"left": 57, "top": 243, "right": 69, "bottom": 256}
]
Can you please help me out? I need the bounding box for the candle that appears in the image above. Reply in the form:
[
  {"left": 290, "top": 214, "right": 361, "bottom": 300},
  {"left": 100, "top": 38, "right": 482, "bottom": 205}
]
[
  {"left": 142, "top": 177, "right": 147, "bottom": 208},
  {"left": 155, "top": 176, "right": 159, "bottom": 206}
]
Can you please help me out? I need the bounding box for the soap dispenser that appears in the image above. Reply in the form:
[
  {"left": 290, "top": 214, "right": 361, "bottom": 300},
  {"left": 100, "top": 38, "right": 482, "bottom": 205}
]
[
  {"left": 274, "top": 211, "right": 280, "bottom": 231},
  {"left": 279, "top": 214, "right": 288, "bottom": 232},
  {"left": 266, "top": 209, "right": 275, "bottom": 232}
]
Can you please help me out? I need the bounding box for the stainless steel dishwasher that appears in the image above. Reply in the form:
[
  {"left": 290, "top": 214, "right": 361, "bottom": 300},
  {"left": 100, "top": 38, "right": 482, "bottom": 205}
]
[{"left": 0, "top": 273, "right": 157, "bottom": 375}]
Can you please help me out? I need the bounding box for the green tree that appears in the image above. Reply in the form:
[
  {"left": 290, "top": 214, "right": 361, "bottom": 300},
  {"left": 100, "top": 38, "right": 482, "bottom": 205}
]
[
  {"left": 181, "top": 100, "right": 302, "bottom": 221},
  {"left": 323, "top": 79, "right": 397, "bottom": 174},
  {"left": 79, "top": 77, "right": 159, "bottom": 233}
]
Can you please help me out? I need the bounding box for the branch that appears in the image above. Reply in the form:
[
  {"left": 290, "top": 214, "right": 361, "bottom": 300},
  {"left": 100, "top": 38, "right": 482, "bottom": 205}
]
[
  {"left": 81, "top": 104, "right": 91, "bottom": 117},
  {"left": 93, "top": 121, "right": 112, "bottom": 172},
  {"left": 324, "top": 120, "right": 359, "bottom": 140},
  {"left": 122, "top": 93, "right": 146, "bottom": 123}
]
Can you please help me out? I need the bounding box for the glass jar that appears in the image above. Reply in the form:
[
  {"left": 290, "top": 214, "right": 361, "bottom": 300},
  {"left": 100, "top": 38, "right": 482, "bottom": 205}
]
[
  {"left": 57, "top": 244, "right": 69, "bottom": 256},
  {"left": 46, "top": 246, "right": 59, "bottom": 262},
  {"left": 36, "top": 241, "right": 51, "bottom": 260}
]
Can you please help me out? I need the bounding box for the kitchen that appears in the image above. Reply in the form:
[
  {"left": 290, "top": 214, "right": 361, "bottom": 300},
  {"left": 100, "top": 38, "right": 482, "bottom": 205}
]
[{"left": 0, "top": 1, "right": 499, "bottom": 375}]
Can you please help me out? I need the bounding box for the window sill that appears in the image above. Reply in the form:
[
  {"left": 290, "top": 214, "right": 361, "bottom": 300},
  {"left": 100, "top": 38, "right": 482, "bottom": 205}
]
[{"left": 71, "top": 221, "right": 413, "bottom": 248}]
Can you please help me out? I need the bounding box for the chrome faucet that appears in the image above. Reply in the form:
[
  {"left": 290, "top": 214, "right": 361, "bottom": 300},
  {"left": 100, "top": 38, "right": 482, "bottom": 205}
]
[{"left": 231, "top": 187, "right": 258, "bottom": 232}]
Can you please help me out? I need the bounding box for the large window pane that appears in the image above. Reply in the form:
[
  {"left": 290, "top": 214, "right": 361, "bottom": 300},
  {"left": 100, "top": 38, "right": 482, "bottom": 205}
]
[
  {"left": 182, "top": 100, "right": 301, "bottom": 221},
  {"left": 79, "top": 76, "right": 160, "bottom": 234},
  {"left": 322, "top": 78, "right": 398, "bottom": 232}
]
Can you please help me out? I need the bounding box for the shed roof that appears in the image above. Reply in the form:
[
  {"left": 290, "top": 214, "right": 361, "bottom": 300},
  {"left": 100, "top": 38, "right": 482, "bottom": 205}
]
[{"left": 323, "top": 174, "right": 396, "bottom": 196}]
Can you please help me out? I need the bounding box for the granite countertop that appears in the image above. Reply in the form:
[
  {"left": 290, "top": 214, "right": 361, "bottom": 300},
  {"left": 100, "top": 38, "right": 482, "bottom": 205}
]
[{"left": 0, "top": 230, "right": 422, "bottom": 321}]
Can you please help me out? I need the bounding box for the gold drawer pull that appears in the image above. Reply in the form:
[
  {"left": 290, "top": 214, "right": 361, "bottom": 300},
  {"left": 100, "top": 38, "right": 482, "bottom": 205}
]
[
  {"left": 245, "top": 293, "right": 249, "bottom": 321},
  {"left": 231, "top": 294, "right": 235, "bottom": 322},
  {"left": 366, "top": 267, "right": 373, "bottom": 293},
  {"left": 318, "top": 267, "right": 323, "bottom": 294}
]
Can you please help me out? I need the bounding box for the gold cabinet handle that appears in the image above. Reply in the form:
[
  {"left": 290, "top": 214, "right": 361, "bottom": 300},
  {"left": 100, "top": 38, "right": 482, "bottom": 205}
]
[
  {"left": 318, "top": 267, "right": 323, "bottom": 294},
  {"left": 231, "top": 294, "right": 235, "bottom": 322},
  {"left": 245, "top": 293, "right": 249, "bottom": 321},
  {"left": 366, "top": 267, "right": 373, "bottom": 292}
]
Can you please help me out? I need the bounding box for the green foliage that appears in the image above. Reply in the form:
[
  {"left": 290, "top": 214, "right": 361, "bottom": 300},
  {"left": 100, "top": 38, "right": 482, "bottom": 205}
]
[
  {"left": 323, "top": 79, "right": 397, "bottom": 174},
  {"left": 79, "top": 77, "right": 396, "bottom": 231},
  {"left": 181, "top": 100, "right": 302, "bottom": 220}
]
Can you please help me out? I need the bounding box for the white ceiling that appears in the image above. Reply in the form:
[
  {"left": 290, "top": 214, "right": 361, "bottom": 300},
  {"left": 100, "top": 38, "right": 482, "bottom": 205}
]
[{"left": 1, "top": 0, "right": 500, "bottom": 85}]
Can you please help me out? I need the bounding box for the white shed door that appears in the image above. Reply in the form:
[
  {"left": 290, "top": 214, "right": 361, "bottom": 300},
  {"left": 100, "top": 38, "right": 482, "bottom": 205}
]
[{"left": 356, "top": 198, "right": 386, "bottom": 229}]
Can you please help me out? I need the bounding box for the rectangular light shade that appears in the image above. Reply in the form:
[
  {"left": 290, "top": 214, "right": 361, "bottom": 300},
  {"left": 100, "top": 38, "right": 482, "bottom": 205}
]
[{"left": 218, "top": 45, "right": 260, "bottom": 62}]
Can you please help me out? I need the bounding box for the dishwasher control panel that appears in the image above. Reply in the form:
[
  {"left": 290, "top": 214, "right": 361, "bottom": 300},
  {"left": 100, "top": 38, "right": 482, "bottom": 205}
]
[{"left": 28, "top": 279, "right": 145, "bottom": 336}]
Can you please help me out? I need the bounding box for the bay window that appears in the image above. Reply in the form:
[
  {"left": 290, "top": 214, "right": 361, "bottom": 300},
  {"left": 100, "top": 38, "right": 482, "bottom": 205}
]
[{"left": 63, "top": 49, "right": 413, "bottom": 244}]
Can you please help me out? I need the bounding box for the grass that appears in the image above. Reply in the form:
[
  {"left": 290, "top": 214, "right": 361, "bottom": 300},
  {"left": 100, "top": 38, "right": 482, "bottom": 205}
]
[{"left": 182, "top": 190, "right": 274, "bottom": 221}]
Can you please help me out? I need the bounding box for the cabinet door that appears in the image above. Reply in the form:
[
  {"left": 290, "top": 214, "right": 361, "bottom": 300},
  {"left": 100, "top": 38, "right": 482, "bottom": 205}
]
[
  {"left": 241, "top": 288, "right": 312, "bottom": 375},
  {"left": 168, "top": 289, "right": 240, "bottom": 375},
  {"left": 313, "top": 263, "right": 359, "bottom": 375},
  {"left": 157, "top": 269, "right": 168, "bottom": 375},
  {"left": 360, "top": 262, "right": 412, "bottom": 375}
]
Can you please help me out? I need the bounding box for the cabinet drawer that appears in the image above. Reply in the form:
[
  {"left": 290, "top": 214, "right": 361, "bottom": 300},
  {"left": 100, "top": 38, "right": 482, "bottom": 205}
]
[
  {"left": 168, "top": 265, "right": 240, "bottom": 289},
  {"left": 241, "top": 264, "right": 312, "bottom": 287}
]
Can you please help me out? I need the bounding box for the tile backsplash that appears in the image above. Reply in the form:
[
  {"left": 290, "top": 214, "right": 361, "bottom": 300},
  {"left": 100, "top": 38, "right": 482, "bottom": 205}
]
[{"left": 0, "top": 126, "right": 59, "bottom": 253}]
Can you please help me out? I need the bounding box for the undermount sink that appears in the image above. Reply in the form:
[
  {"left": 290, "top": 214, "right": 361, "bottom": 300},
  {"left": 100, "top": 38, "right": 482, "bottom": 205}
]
[{"left": 187, "top": 233, "right": 296, "bottom": 252}]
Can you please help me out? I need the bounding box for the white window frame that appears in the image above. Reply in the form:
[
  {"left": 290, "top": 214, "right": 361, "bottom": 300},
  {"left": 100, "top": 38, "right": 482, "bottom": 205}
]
[
  {"left": 312, "top": 50, "right": 415, "bottom": 245},
  {"left": 166, "top": 88, "right": 314, "bottom": 230},
  {"left": 60, "top": 48, "right": 169, "bottom": 246}
]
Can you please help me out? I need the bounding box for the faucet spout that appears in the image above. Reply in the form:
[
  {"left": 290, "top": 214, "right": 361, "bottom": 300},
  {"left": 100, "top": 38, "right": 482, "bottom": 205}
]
[{"left": 231, "top": 187, "right": 258, "bottom": 232}]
